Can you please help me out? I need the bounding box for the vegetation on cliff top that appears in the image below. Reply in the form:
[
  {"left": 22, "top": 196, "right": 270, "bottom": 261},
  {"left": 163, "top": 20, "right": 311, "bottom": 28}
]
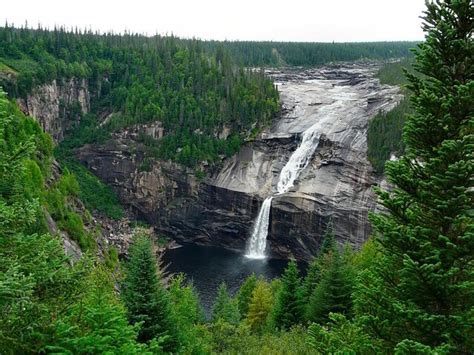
[
  {"left": 198, "top": 40, "right": 415, "bottom": 67},
  {"left": 0, "top": 0, "right": 472, "bottom": 353},
  {"left": 0, "top": 26, "right": 280, "bottom": 168},
  {"left": 367, "top": 58, "right": 415, "bottom": 173}
]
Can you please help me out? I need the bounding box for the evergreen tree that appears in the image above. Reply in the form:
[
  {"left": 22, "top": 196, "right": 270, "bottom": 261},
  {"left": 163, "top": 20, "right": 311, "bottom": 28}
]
[
  {"left": 306, "top": 250, "right": 353, "bottom": 324},
  {"left": 168, "top": 274, "right": 210, "bottom": 354},
  {"left": 211, "top": 282, "right": 240, "bottom": 325},
  {"left": 49, "top": 267, "right": 151, "bottom": 354},
  {"left": 271, "top": 260, "right": 304, "bottom": 329},
  {"left": 319, "top": 218, "right": 336, "bottom": 256},
  {"left": 236, "top": 273, "right": 257, "bottom": 319},
  {"left": 245, "top": 279, "right": 273, "bottom": 332},
  {"left": 0, "top": 92, "right": 89, "bottom": 352},
  {"left": 308, "top": 313, "right": 382, "bottom": 354},
  {"left": 356, "top": 0, "right": 474, "bottom": 352},
  {"left": 122, "top": 235, "right": 179, "bottom": 352},
  {"left": 301, "top": 220, "right": 339, "bottom": 310}
]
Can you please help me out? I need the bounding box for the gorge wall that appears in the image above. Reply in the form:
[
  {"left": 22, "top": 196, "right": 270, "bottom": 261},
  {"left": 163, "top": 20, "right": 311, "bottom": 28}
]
[
  {"left": 74, "top": 63, "right": 402, "bottom": 261},
  {"left": 17, "top": 78, "right": 90, "bottom": 141}
]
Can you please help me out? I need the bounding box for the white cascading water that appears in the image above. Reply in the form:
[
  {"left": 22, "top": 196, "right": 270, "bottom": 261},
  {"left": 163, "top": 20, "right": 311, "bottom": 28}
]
[
  {"left": 245, "top": 197, "right": 273, "bottom": 259},
  {"left": 245, "top": 122, "right": 322, "bottom": 259}
]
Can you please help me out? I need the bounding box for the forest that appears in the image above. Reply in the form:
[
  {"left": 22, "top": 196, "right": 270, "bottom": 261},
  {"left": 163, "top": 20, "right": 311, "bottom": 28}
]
[
  {"left": 0, "top": 26, "right": 280, "bottom": 167},
  {"left": 0, "top": 27, "right": 417, "bottom": 169},
  {"left": 196, "top": 40, "right": 416, "bottom": 67},
  {"left": 0, "top": 0, "right": 473, "bottom": 353},
  {"left": 367, "top": 58, "right": 414, "bottom": 173}
]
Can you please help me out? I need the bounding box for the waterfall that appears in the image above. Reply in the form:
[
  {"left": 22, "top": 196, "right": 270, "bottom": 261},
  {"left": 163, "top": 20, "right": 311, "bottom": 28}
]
[
  {"left": 245, "top": 122, "right": 322, "bottom": 259},
  {"left": 277, "top": 129, "right": 321, "bottom": 194},
  {"left": 245, "top": 197, "right": 273, "bottom": 259}
]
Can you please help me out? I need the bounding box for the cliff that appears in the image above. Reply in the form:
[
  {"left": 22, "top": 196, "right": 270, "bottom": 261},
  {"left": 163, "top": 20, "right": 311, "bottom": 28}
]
[
  {"left": 17, "top": 78, "right": 90, "bottom": 141},
  {"left": 76, "top": 63, "right": 402, "bottom": 261}
]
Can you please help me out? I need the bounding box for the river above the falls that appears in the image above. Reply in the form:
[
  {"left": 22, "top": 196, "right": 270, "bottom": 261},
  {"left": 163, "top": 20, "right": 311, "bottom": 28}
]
[{"left": 163, "top": 244, "right": 304, "bottom": 315}]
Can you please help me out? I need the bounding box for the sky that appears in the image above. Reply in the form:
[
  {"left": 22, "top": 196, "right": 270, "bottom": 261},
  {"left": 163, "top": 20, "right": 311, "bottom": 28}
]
[{"left": 2, "top": 0, "right": 426, "bottom": 42}]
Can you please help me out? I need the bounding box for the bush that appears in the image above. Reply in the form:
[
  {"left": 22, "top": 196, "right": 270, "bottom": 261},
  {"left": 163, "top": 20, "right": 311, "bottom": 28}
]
[{"left": 58, "top": 210, "right": 94, "bottom": 251}]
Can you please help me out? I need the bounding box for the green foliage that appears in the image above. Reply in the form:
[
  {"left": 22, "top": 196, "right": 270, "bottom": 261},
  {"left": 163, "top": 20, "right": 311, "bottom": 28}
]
[
  {"left": 307, "top": 313, "right": 382, "bottom": 354},
  {"left": 0, "top": 90, "right": 97, "bottom": 251},
  {"left": 208, "top": 320, "right": 251, "bottom": 354},
  {"left": 199, "top": 41, "right": 415, "bottom": 67},
  {"left": 245, "top": 279, "right": 274, "bottom": 333},
  {"left": 236, "top": 273, "right": 257, "bottom": 319},
  {"left": 168, "top": 274, "right": 211, "bottom": 354},
  {"left": 0, "top": 95, "right": 48, "bottom": 235},
  {"left": 0, "top": 26, "right": 280, "bottom": 168},
  {"left": 360, "top": 0, "right": 474, "bottom": 352},
  {"left": 42, "top": 172, "right": 95, "bottom": 251},
  {"left": 0, "top": 232, "right": 90, "bottom": 353},
  {"left": 209, "top": 322, "right": 311, "bottom": 355},
  {"left": 57, "top": 209, "right": 93, "bottom": 251},
  {"left": 271, "top": 260, "right": 304, "bottom": 330},
  {"left": 306, "top": 250, "right": 353, "bottom": 324},
  {"left": 367, "top": 97, "right": 410, "bottom": 173},
  {"left": 47, "top": 267, "right": 151, "bottom": 354},
  {"left": 212, "top": 282, "right": 240, "bottom": 325},
  {"left": 367, "top": 59, "right": 419, "bottom": 174},
  {"left": 394, "top": 339, "right": 452, "bottom": 355},
  {"left": 121, "top": 234, "right": 179, "bottom": 351},
  {"left": 301, "top": 221, "right": 337, "bottom": 306},
  {"left": 58, "top": 113, "right": 110, "bottom": 151},
  {"left": 377, "top": 58, "right": 415, "bottom": 86},
  {"left": 58, "top": 158, "right": 124, "bottom": 219},
  {"left": 301, "top": 258, "right": 321, "bottom": 306},
  {"left": 58, "top": 171, "right": 80, "bottom": 197},
  {"left": 319, "top": 218, "right": 336, "bottom": 255},
  {"left": 104, "top": 245, "right": 120, "bottom": 271}
]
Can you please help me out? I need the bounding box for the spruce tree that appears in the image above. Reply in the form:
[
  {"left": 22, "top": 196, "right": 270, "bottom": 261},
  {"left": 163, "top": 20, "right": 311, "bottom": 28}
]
[
  {"left": 302, "top": 221, "right": 337, "bottom": 305},
  {"left": 211, "top": 282, "right": 240, "bottom": 325},
  {"left": 50, "top": 267, "right": 149, "bottom": 354},
  {"left": 236, "top": 273, "right": 257, "bottom": 319},
  {"left": 271, "top": 260, "right": 303, "bottom": 329},
  {"left": 356, "top": 0, "right": 474, "bottom": 352},
  {"left": 122, "top": 235, "right": 179, "bottom": 352},
  {"left": 306, "top": 250, "right": 353, "bottom": 324},
  {"left": 319, "top": 218, "right": 336, "bottom": 256}
]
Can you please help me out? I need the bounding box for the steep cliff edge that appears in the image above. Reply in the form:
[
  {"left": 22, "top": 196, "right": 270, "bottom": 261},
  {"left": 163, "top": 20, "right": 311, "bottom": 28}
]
[
  {"left": 76, "top": 63, "right": 402, "bottom": 261},
  {"left": 16, "top": 78, "right": 90, "bottom": 141}
]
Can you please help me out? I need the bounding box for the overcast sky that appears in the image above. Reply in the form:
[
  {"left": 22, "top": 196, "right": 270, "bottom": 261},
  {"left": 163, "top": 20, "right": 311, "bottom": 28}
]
[{"left": 2, "top": 0, "right": 426, "bottom": 42}]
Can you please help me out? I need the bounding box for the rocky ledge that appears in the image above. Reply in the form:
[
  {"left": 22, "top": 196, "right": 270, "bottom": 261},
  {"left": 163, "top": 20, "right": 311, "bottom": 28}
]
[{"left": 76, "top": 63, "right": 402, "bottom": 261}]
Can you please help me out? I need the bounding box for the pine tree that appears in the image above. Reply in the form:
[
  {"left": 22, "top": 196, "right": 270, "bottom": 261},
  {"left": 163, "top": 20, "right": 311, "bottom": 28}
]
[
  {"left": 236, "top": 273, "right": 257, "bottom": 319},
  {"left": 302, "top": 221, "right": 337, "bottom": 305},
  {"left": 306, "top": 250, "right": 353, "bottom": 324},
  {"left": 49, "top": 267, "right": 150, "bottom": 354},
  {"left": 319, "top": 218, "right": 336, "bottom": 256},
  {"left": 168, "top": 274, "right": 209, "bottom": 354},
  {"left": 356, "top": 0, "right": 474, "bottom": 352},
  {"left": 211, "top": 282, "right": 240, "bottom": 325},
  {"left": 271, "top": 260, "right": 303, "bottom": 329},
  {"left": 121, "top": 235, "right": 179, "bottom": 352},
  {"left": 245, "top": 279, "right": 273, "bottom": 332}
]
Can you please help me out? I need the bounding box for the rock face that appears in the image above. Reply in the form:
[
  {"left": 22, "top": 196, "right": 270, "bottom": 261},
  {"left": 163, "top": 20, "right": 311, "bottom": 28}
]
[
  {"left": 77, "top": 63, "right": 402, "bottom": 261},
  {"left": 17, "top": 78, "right": 90, "bottom": 141}
]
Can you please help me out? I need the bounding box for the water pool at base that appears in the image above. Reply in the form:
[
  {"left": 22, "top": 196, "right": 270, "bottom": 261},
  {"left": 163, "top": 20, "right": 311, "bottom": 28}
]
[{"left": 163, "top": 244, "right": 301, "bottom": 315}]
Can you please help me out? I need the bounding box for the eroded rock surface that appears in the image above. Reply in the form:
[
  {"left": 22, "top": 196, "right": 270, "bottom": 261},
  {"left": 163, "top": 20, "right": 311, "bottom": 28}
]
[
  {"left": 17, "top": 78, "right": 90, "bottom": 141},
  {"left": 77, "top": 63, "right": 402, "bottom": 261}
]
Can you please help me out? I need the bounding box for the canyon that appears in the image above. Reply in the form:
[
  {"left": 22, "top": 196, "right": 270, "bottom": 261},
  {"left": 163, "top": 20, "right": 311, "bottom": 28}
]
[{"left": 22, "top": 63, "right": 402, "bottom": 261}]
